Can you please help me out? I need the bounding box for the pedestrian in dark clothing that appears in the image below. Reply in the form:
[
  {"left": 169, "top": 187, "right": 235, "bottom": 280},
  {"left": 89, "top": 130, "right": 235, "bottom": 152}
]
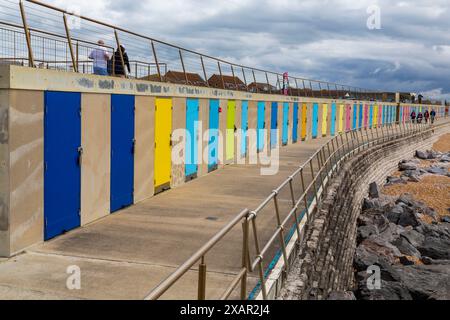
[
  {"left": 114, "top": 45, "right": 130, "bottom": 77},
  {"left": 417, "top": 112, "right": 423, "bottom": 124},
  {"left": 430, "top": 109, "right": 436, "bottom": 124},
  {"left": 410, "top": 110, "right": 416, "bottom": 123},
  {"left": 424, "top": 110, "right": 430, "bottom": 124}
]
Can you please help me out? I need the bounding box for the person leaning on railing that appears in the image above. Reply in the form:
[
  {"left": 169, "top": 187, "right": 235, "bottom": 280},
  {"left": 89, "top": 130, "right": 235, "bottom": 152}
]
[
  {"left": 113, "top": 45, "right": 131, "bottom": 78},
  {"left": 89, "top": 40, "right": 110, "bottom": 76}
]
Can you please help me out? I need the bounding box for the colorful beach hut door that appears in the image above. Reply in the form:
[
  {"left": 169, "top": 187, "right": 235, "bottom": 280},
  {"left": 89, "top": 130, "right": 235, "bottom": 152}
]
[
  {"left": 321, "top": 103, "right": 328, "bottom": 136},
  {"left": 257, "top": 102, "right": 265, "bottom": 152},
  {"left": 154, "top": 98, "right": 172, "bottom": 194},
  {"left": 111, "top": 94, "right": 135, "bottom": 213},
  {"left": 271, "top": 102, "right": 278, "bottom": 148},
  {"left": 44, "top": 91, "right": 81, "bottom": 240},
  {"left": 241, "top": 101, "right": 248, "bottom": 157},
  {"left": 330, "top": 103, "right": 336, "bottom": 136},
  {"left": 358, "top": 103, "right": 363, "bottom": 129},
  {"left": 301, "top": 103, "right": 307, "bottom": 140},
  {"left": 364, "top": 104, "right": 368, "bottom": 128},
  {"left": 352, "top": 104, "right": 357, "bottom": 129},
  {"left": 292, "top": 103, "right": 299, "bottom": 143},
  {"left": 226, "top": 101, "right": 236, "bottom": 161},
  {"left": 312, "top": 103, "right": 319, "bottom": 138},
  {"left": 369, "top": 105, "right": 374, "bottom": 127},
  {"left": 186, "top": 98, "right": 199, "bottom": 181},
  {"left": 208, "top": 99, "right": 219, "bottom": 172},
  {"left": 345, "top": 104, "right": 351, "bottom": 131},
  {"left": 282, "top": 102, "right": 289, "bottom": 145}
]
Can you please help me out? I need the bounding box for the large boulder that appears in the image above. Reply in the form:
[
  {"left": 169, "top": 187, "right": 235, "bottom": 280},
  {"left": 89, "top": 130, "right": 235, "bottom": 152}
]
[
  {"left": 417, "top": 237, "right": 450, "bottom": 260},
  {"left": 427, "top": 166, "right": 448, "bottom": 176},
  {"left": 415, "top": 150, "right": 429, "bottom": 160},
  {"left": 392, "top": 237, "right": 421, "bottom": 258},
  {"left": 399, "top": 162, "right": 418, "bottom": 171},
  {"left": 369, "top": 182, "right": 380, "bottom": 199},
  {"left": 400, "top": 229, "right": 425, "bottom": 248}
]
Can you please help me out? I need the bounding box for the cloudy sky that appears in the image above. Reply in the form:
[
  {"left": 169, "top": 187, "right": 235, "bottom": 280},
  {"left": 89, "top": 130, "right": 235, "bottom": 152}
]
[{"left": 6, "top": 0, "right": 450, "bottom": 100}]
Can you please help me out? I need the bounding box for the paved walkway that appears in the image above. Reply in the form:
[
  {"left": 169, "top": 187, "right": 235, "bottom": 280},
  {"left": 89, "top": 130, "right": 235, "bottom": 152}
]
[
  {"left": 0, "top": 133, "right": 333, "bottom": 300},
  {"left": 0, "top": 121, "right": 447, "bottom": 300}
]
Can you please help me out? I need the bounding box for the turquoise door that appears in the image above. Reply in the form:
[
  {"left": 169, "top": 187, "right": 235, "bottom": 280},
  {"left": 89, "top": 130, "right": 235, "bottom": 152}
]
[
  {"left": 369, "top": 105, "right": 374, "bottom": 127},
  {"left": 257, "top": 102, "right": 265, "bottom": 152},
  {"left": 186, "top": 98, "right": 199, "bottom": 181},
  {"left": 282, "top": 102, "right": 289, "bottom": 146},
  {"left": 312, "top": 103, "right": 319, "bottom": 138},
  {"left": 208, "top": 99, "right": 219, "bottom": 172},
  {"left": 352, "top": 103, "right": 357, "bottom": 129},
  {"left": 292, "top": 102, "right": 299, "bottom": 143},
  {"left": 330, "top": 103, "right": 337, "bottom": 136},
  {"left": 241, "top": 101, "right": 248, "bottom": 157},
  {"left": 358, "top": 103, "right": 363, "bottom": 128}
]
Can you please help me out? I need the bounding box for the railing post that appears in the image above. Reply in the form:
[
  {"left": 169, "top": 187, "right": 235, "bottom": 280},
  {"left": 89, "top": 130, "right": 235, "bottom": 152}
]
[
  {"left": 179, "top": 49, "right": 188, "bottom": 85},
  {"left": 231, "top": 65, "right": 238, "bottom": 90},
  {"left": 273, "top": 193, "right": 289, "bottom": 270},
  {"left": 114, "top": 29, "right": 127, "bottom": 78},
  {"left": 19, "top": 0, "right": 35, "bottom": 67},
  {"left": 63, "top": 13, "right": 78, "bottom": 72},
  {"left": 241, "top": 217, "right": 249, "bottom": 300},
  {"left": 200, "top": 56, "right": 209, "bottom": 87},
  {"left": 151, "top": 40, "right": 162, "bottom": 82},
  {"left": 265, "top": 72, "right": 272, "bottom": 94},
  {"left": 300, "top": 168, "right": 310, "bottom": 222},
  {"left": 218, "top": 61, "right": 225, "bottom": 89},
  {"left": 250, "top": 215, "right": 267, "bottom": 300},
  {"left": 198, "top": 256, "right": 207, "bottom": 300},
  {"left": 252, "top": 70, "right": 258, "bottom": 93},
  {"left": 242, "top": 67, "right": 249, "bottom": 92}
]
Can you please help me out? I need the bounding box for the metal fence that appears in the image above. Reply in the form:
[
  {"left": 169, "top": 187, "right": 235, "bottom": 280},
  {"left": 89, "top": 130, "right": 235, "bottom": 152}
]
[
  {"left": 0, "top": 0, "right": 385, "bottom": 99},
  {"left": 145, "top": 119, "right": 447, "bottom": 300}
]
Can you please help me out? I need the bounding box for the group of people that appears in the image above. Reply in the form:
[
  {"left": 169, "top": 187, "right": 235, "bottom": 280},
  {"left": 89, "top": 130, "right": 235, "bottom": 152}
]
[
  {"left": 88, "top": 40, "right": 130, "bottom": 77},
  {"left": 410, "top": 109, "right": 436, "bottom": 124}
]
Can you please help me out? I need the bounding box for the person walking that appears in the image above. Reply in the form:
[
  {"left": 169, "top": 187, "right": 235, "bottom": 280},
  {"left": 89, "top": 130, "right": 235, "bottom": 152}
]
[
  {"left": 417, "top": 112, "right": 423, "bottom": 124},
  {"left": 430, "top": 109, "right": 436, "bottom": 124},
  {"left": 410, "top": 110, "right": 416, "bottom": 123},
  {"left": 114, "top": 45, "right": 130, "bottom": 77},
  {"left": 424, "top": 110, "right": 430, "bottom": 124},
  {"left": 89, "top": 40, "right": 110, "bottom": 76}
]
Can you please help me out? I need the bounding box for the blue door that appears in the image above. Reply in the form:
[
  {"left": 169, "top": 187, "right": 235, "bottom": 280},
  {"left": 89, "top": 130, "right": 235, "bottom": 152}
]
[
  {"left": 292, "top": 102, "right": 299, "bottom": 143},
  {"left": 186, "top": 98, "right": 199, "bottom": 180},
  {"left": 111, "top": 94, "right": 135, "bottom": 213},
  {"left": 282, "top": 102, "right": 289, "bottom": 146},
  {"left": 352, "top": 103, "right": 357, "bottom": 129},
  {"left": 312, "top": 103, "right": 319, "bottom": 138},
  {"left": 358, "top": 103, "right": 363, "bottom": 128},
  {"left": 241, "top": 101, "right": 248, "bottom": 157},
  {"left": 271, "top": 102, "right": 278, "bottom": 149},
  {"left": 369, "top": 104, "right": 374, "bottom": 128},
  {"left": 257, "top": 102, "right": 265, "bottom": 152},
  {"left": 44, "top": 91, "right": 81, "bottom": 240},
  {"left": 330, "top": 103, "right": 336, "bottom": 136},
  {"left": 208, "top": 99, "right": 220, "bottom": 172}
]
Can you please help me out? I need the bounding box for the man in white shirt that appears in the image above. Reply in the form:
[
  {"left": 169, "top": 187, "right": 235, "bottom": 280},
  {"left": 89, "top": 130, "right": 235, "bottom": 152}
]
[{"left": 89, "top": 40, "right": 110, "bottom": 75}]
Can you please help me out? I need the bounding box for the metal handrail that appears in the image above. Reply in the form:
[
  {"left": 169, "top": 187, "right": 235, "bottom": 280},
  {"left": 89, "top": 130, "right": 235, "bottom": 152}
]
[
  {"left": 145, "top": 117, "right": 449, "bottom": 300},
  {"left": 0, "top": 0, "right": 388, "bottom": 99}
]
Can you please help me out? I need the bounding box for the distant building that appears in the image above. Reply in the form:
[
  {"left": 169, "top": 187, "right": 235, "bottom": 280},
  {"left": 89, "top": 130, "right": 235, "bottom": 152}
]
[
  {"left": 248, "top": 82, "right": 277, "bottom": 93},
  {"left": 139, "top": 70, "right": 207, "bottom": 86},
  {"left": 208, "top": 74, "right": 247, "bottom": 90}
]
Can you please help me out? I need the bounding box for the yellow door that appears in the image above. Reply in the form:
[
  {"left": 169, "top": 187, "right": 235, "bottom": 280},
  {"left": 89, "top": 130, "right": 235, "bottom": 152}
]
[
  {"left": 339, "top": 104, "right": 344, "bottom": 133},
  {"left": 154, "top": 98, "right": 172, "bottom": 192},
  {"left": 226, "top": 100, "right": 236, "bottom": 161},
  {"left": 301, "top": 103, "right": 307, "bottom": 140},
  {"left": 373, "top": 104, "right": 378, "bottom": 126},
  {"left": 322, "top": 103, "right": 328, "bottom": 136}
]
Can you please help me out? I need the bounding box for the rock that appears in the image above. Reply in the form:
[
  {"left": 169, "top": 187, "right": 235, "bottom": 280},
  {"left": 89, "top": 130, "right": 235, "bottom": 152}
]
[
  {"left": 392, "top": 265, "right": 450, "bottom": 300},
  {"left": 426, "top": 166, "right": 448, "bottom": 175},
  {"left": 385, "top": 204, "right": 404, "bottom": 224},
  {"left": 362, "top": 198, "right": 380, "bottom": 211},
  {"left": 386, "top": 176, "right": 407, "bottom": 185},
  {"left": 408, "top": 175, "right": 421, "bottom": 183},
  {"left": 369, "top": 182, "right": 379, "bottom": 199},
  {"left": 442, "top": 216, "right": 450, "bottom": 223},
  {"left": 417, "top": 237, "right": 450, "bottom": 260},
  {"left": 440, "top": 155, "right": 450, "bottom": 162},
  {"left": 396, "top": 194, "right": 415, "bottom": 207},
  {"left": 400, "top": 230, "right": 425, "bottom": 248},
  {"left": 422, "top": 256, "right": 450, "bottom": 266},
  {"left": 327, "top": 291, "right": 356, "bottom": 300},
  {"left": 415, "top": 150, "right": 429, "bottom": 160},
  {"left": 399, "top": 256, "right": 416, "bottom": 266},
  {"left": 399, "top": 162, "right": 418, "bottom": 171},
  {"left": 397, "top": 210, "right": 421, "bottom": 228},
  {"left": 358, "top": 210, "right": 390, "bottom": 233},
  {"left": 427, "top": 150, "right": 440, "bottom": 160},
  {"left": 356, "top": 271, "right": 412, "bottom": 300},
  {"left": 360, "top": 237, "right": 403, "bottom": 264},
  {"left": 415, "top": 223, "right": 450, "bottom": 239},
  {"left": 357, "top": 225, "right": 378, "bottom": 243},
  {"left": 392, "top": 237, "right": 422, "bottom": 258}
]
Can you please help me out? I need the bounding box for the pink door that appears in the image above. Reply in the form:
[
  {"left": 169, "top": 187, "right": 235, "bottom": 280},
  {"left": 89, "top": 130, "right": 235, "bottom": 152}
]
[
  {"left": 364, "top": 104, "right": 368, "bottom": 128},
  {"left": 345, "top": 104, "right": 351, "bottom": 131}
]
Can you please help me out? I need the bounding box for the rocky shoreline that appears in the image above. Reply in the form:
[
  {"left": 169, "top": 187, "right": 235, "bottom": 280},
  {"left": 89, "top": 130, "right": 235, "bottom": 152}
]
[{"left": 329, "top": 147, "right": 450, "bottom": 300}]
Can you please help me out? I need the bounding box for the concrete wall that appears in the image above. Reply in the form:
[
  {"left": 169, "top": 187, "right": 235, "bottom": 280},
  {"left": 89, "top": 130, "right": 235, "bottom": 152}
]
[
  {"left": 281, "top": 125, "right": 450, "bottom": 300},
  {"left": 0, "top": 65, "right": 444, "bottom": 257}
]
